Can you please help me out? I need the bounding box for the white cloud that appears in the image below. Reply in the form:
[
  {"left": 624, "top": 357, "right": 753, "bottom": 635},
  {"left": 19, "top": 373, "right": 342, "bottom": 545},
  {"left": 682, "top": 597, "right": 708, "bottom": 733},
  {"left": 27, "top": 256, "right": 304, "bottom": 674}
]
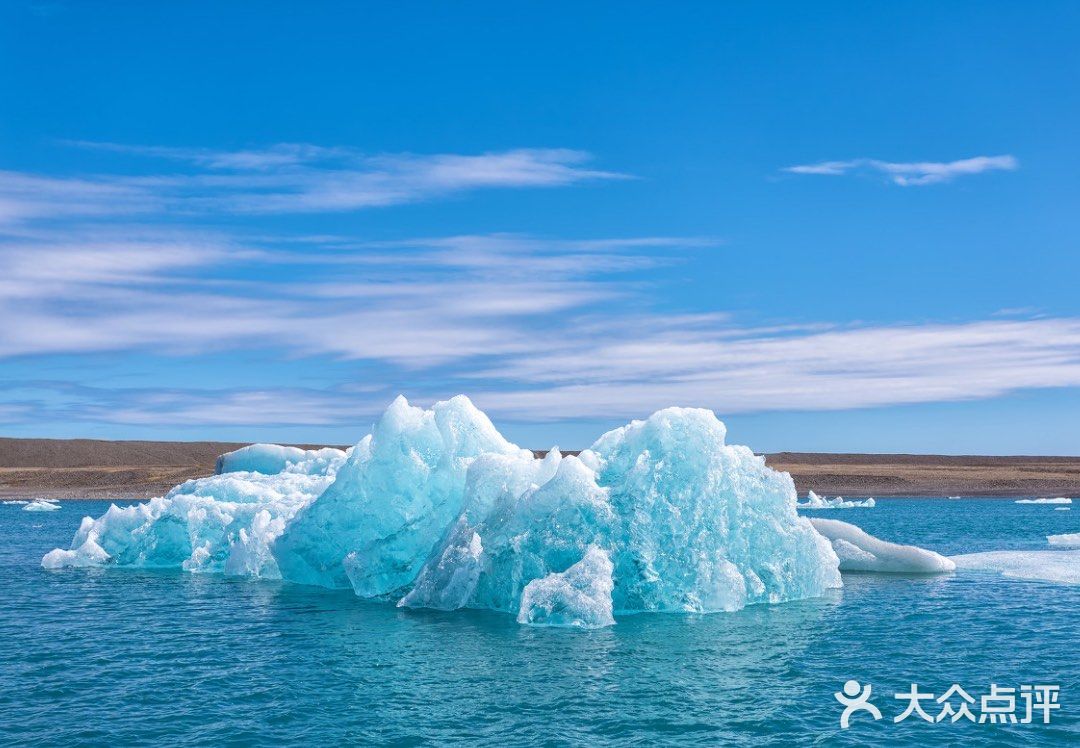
[
  {"left": 0, "top": 145, "right": 625, "bottom": 225},
  {"left": 783, "top": 155, "right": 1018, "bottom": 186}
]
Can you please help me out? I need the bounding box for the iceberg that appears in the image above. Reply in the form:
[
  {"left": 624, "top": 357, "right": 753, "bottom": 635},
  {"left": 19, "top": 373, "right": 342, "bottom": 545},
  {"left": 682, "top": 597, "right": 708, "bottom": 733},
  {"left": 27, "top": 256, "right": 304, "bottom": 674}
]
[
  {"left": 797, "top": 491, "right": 876, "bottom": 509},
  {"left": 951, "top": 550, "right": 1080, "bottom": 585},
  {"left": 809, "top": 518, "right": 955, "bottom": 573},
  {"left": 45, "top": 395, "right": 855, "bottom": 625},
  {"left": 1047, "top": 533, "right": 1080, "bottom": 547},
  {"left": 24, "top": 500, "right": 61, "bottom": 512},
  {"left": 1015, "top": 497, "right": 1072, "bottom": 505}
]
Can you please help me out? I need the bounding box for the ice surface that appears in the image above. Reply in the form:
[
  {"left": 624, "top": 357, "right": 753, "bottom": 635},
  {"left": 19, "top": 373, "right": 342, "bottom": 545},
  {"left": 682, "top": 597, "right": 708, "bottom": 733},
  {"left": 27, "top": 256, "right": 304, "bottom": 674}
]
[
  {"left": 1015, "top": 497, "right": 1073, "bottom": 504},
  {"left": 516, "top": 546, "right": 616, "bottom": 628},
  {"left": 797, "top": 491, "right": 876, "bottom": 509},
  {"left": 24, "top": 500, "right": 60, "bottom": 512},
  {"left": 45, "top": 396, "right": 850, "bottom": 626},
  {"left": 216, "top": 444, "right": 346, "bottom": 476},
  {"left": 951, "top": 550, "right": 1080, "bottom": 585},
  {"left": 1048, "top": 533, "right": 1080, "bottom": 547},
  {"left": 404, "top": 406, "right": 841, "bottom": 618},
  {"left": 809, "top": 518, "right": 955, "bottom": 573},
  {"left": 274, "top": 396, "right": 530, "bottom": 594}
]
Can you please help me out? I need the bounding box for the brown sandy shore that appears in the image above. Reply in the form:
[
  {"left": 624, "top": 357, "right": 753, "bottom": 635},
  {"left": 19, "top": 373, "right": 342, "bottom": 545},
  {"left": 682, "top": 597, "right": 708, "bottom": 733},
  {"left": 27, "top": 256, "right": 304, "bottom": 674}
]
[{"left": 2, "top": 436, "right": 1080, "bottom": 500}]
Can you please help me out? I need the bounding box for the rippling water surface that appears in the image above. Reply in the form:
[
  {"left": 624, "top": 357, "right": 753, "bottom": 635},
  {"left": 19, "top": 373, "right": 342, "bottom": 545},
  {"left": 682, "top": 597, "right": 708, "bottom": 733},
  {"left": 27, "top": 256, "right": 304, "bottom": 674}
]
[{"left": 2, "top": 498, "right": 1077, "bottom": 746}]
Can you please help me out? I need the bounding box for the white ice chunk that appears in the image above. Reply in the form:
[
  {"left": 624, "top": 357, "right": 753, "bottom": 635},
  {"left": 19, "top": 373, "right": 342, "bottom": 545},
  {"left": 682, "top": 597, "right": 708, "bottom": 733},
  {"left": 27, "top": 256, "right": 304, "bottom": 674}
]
[
  {"left": 517, "top": 546, "right": 616, "bottom": 628},
  {"left": 797, "top": 491, "right": 876, "bottom": 509},
  {"left": 951, "top": 550, "right": 1080, "bottom": 585},
  {"left": 24, "top": 500, "right": 60, "bottom": 512},
  {"left": 809, "top": 518, "right": 955, "bottom": 573},
  {"left": 41, "top": 462, "right": 338, "bottom": 573},
  {"left": 1047, "top": 533, "right": 1080, "bottom": 547},
  {"left": 1015, "top": 497, "right": 1072, "bottom": 504},
  {"left": 216, "top": 444, "right": 346, "bottom": 475}
]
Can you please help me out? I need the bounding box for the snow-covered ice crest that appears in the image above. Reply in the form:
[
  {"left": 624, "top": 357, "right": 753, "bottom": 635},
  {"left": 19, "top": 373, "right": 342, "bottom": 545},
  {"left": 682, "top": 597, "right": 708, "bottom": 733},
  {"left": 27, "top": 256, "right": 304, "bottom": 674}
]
[
  {"left": 797, "top": 491, "right": 876, "bottom": 509},
  {"left": 43, "top": 395, "right": 955, "bottom": 626}
]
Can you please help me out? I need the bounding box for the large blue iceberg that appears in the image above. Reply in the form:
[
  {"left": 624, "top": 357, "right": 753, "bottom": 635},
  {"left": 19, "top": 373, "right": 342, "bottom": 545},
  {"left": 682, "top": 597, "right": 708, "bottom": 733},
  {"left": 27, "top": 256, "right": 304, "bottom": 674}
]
[{"left": 44, "top": 396, "right": 848, "bottom": 627}]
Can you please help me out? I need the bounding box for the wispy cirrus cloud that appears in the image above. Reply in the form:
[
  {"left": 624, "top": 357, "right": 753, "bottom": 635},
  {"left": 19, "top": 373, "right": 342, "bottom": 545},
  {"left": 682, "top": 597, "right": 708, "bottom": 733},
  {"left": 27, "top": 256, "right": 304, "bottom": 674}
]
[
  {"left": 783, "top": 155, "right": 1018, "bottom": 186},
  {"left": 0, "top": 225, "right": 698, "bottom": 363},
  {"left": 0, "top": 144, "right": 625, "bottom": 225},
  {"left": 8, "top": 314, "right": 1080, "bottom": 428}
]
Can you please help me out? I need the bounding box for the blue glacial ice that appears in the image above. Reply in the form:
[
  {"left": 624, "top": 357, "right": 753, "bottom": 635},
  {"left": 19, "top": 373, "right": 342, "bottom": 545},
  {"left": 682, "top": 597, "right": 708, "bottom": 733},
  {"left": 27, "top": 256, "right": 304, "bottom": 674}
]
[{"left": 42, "top": 395, "right": 973, "bottom": 627}]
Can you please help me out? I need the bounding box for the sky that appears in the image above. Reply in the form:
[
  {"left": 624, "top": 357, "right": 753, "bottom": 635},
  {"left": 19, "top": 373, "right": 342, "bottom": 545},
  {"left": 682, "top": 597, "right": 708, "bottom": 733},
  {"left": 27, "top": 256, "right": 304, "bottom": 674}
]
[{"left": 1, "top": 1, "right": 1079, "bottom": 454}]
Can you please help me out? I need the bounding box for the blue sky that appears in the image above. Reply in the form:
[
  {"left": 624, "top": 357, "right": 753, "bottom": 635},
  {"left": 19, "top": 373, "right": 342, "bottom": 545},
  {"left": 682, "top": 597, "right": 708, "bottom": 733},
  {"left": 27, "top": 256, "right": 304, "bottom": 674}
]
[{"left": 2, "top": 1, "right": 1079, "bottom": 453}]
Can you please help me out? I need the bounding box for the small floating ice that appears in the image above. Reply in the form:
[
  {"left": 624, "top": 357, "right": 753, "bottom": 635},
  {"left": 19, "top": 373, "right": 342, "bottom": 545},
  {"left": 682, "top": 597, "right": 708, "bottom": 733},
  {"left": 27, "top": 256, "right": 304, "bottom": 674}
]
[
  {"left": 809, "top": 518, "right": 955, "bottom": 573},
  {"left": 797, "top": 491, "right": 876, "bottom": 509},
  {"left": 23, "top": 500, "right": 61, "bottom": 512},
  {"left": 1048, "top": 533, "right": 1080, "bottom": 547},
  {"left": 1054, "top": 507, "right": 1071, "bottom": 511},
  {"left": 1015, "top": 497, "right": 1072, "bottom": 505},
  {"left": 951, "top": 550, "right": 1080, "bottom": 585},
  {"left": 3, "top": 500, "right": 31, "bottom": 505}
]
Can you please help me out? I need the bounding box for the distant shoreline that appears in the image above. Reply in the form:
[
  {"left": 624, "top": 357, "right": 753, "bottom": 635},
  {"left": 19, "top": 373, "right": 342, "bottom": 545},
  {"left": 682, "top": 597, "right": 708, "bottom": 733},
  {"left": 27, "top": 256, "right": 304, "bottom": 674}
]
[{"left": 2, "top": 437, "right": 1079, "bottom": 500}]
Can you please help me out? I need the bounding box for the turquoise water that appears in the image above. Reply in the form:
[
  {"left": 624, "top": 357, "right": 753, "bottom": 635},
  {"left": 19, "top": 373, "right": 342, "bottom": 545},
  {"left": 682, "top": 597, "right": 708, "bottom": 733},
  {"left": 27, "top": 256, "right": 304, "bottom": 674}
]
[{"left": 2, "top": 498, "right": 1077, "bottom": 746}]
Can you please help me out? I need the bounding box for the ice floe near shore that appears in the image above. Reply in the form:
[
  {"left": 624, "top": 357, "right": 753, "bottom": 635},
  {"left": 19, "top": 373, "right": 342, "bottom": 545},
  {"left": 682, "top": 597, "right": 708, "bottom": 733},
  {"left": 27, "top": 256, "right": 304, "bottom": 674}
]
[
  {"left": 24, "top": 500, "right": 60, "bottom": 512},
  {"left": 1048, "top": 533, "right": 1080, "bottom": 547},
  {"left": 45, "top": 396, "right": 968, "bottom": 627},
  {"left": 797, "top": 491, "right": 875, "bottom": 509},
  {"left": 1015, "top": 497, "right": 1072, "bottom": 505},
  {"left": 951, "top": 550, "right": 1080, "bottom": 585},
  {"left": 809, "top": 518, "right": 955, "bottom": 573}
]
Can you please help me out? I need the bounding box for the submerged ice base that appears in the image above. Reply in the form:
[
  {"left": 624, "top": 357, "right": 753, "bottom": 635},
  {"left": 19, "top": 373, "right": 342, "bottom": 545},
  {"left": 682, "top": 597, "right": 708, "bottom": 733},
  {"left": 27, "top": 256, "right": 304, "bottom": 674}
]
[{"left": 42, "top": 395, "right": 972, "bottom": 627}]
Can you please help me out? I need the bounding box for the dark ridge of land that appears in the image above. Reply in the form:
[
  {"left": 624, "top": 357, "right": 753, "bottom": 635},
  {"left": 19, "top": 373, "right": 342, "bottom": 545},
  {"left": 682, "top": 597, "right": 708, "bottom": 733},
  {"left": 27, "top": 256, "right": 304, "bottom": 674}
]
[{"left": 1, "top": 437, "right": 1079, "bottom": 499}]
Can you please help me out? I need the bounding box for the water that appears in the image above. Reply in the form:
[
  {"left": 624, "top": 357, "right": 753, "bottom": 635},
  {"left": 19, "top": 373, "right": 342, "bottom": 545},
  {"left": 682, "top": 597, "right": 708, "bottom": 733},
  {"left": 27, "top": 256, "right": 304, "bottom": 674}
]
[{"left": 1, "top": 498, "right": 1077, "bottom": 746}]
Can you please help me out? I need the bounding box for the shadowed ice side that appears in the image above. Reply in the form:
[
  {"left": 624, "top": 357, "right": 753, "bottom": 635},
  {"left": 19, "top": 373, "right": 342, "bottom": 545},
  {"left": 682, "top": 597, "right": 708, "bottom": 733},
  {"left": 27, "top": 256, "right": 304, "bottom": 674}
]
[{"left": 42, "top": 396, "right": 957, "bottom": 627}]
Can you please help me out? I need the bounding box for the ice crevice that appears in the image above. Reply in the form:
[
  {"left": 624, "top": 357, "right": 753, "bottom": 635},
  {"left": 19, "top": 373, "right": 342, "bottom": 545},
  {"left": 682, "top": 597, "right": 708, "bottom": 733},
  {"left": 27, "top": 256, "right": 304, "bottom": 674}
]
[{"left": 43, "top": 395, "right": 960, "bottom": 627}]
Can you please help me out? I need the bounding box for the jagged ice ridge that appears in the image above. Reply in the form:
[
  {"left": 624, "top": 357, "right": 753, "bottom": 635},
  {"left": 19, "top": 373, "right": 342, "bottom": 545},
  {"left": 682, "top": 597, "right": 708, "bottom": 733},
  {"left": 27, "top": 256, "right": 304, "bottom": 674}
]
[{"left": 43, "top": 396, "right": 956, "bottom": 627}]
